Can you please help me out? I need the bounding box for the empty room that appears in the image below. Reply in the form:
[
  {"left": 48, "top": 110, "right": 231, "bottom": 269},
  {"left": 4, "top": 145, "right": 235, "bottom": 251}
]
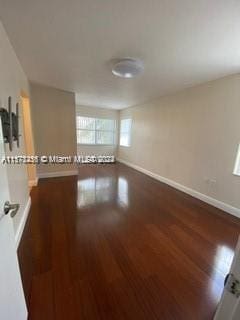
[{"left": 0, "top": 1, "right": 240, "bottom": 319}]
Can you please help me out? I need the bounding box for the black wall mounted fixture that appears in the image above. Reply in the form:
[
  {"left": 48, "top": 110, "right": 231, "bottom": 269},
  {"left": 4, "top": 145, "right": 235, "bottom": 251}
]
[{"left": 0, "top": 96, "right": 20, "bottom": 151}]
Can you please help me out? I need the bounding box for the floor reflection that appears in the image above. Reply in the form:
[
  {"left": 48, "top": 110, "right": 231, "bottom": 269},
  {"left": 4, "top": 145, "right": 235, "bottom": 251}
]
[
  {"left": 117, "top": 176, "right": 129, "bottom": 208},
  {"left": 78, "top": 175, "right": 130, "bottom": 209},
  {"left": 209, "top": 245, "right": 234, "bottom": 303},
  {"left": 77, "top": 176, "right": 114, "bottom": 208}
]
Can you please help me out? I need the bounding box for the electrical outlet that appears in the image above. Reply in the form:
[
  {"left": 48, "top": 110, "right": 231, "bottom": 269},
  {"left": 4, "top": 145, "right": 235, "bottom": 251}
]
[
  {"left": 204, "top": 178, "right": 217, "bottom": 194},
  {"left": 204, "top": 178, "right": 216, "bottom": 184},
  {"left": 204, "top": 177, "right": 210, "bottom": 183},
  {"left": 209, "top": 179, "right": 216, "bottom": 185}
]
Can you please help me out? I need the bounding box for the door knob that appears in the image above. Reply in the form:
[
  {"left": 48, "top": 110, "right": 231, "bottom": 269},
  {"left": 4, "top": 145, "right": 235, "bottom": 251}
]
[{"left": 4, "top": 201, "right": 20, "bottom": 218}]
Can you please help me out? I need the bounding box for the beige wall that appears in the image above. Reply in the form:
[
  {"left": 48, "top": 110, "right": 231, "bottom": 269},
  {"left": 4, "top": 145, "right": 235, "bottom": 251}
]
[
  {"left": 30, "top": 82, "right": 77, "bottom": 176},
  {"left": 76, "top": 105, "right": 119, "bottom": 157},
  {"left": 0, "top": 21, "right": 30, "bottom": 234},
  {"left": 118, "top": 74, "right": 240, "bottom": 210}
]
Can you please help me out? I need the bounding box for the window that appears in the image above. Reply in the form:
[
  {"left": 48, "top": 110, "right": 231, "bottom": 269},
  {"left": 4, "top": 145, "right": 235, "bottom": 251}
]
[
  {"left": 76, "top": 116, "right": 116, "bottom": 145},
  {"left": 233, "top": 144, "right": 240, "bottom": 176},
  {"left": 120, "top": 118, "right": 132, "bottom": 147}
]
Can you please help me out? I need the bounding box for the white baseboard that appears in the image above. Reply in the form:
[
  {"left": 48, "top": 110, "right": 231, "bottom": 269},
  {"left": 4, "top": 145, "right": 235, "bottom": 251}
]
[
  {"left": 117, "top": 158, "right": 240, "bottom": 219},
  {"left": 15, "top": 197, "right": 31, "bottom": 248},
  {"left": 28, "top": 178, "right": 38, "bottom": 187},
  {"left": 37, "top": 170, "right": 78, "bottom": 179}
]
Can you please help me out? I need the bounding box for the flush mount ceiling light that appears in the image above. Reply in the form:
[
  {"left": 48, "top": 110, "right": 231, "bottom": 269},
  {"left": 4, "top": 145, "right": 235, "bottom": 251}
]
[{"left": 112, "top": 58, "right": 144, "bottom": 78}]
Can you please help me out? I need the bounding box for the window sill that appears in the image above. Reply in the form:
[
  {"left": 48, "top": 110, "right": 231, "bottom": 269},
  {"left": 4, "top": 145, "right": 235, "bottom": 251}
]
[
  {"left": 233, "top": 172, "right": 240, "bottom": 177},
  {"left": 77, "top": 143, "right": 115, "bottom": 146}
]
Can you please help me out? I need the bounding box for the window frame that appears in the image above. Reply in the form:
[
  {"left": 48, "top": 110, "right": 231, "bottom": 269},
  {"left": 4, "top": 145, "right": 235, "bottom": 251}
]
[
  {"left": 119, "top": 118, "right": 132, "bottom": 147},
  {"left": 233, "top": 143, "right": 240, "bottom": 176},
  {"left": 76, "top": 116, "right": 116, "bottom": 146}
]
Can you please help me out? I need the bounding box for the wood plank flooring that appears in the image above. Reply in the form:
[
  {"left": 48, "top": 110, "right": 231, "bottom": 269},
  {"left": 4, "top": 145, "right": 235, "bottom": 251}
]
[{"left": 18, "top": 162, "right": 240, "bottom": 320}]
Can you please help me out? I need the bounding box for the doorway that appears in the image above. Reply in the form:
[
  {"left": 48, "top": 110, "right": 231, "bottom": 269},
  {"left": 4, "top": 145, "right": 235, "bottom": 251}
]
[{"left": 21, "top": 94, "right": 37, "bottom": 188}]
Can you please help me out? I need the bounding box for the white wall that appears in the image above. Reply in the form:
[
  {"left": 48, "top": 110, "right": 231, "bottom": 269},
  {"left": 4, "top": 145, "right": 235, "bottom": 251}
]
[
  {"left": 76, "top": 105, "right": 119, "bottom": 157},
  {"left": 0, "top": 21, "right": 30, "bottom": 235},
  {"left": 118, "top": 74, "right": 240, "bottom": 211}
]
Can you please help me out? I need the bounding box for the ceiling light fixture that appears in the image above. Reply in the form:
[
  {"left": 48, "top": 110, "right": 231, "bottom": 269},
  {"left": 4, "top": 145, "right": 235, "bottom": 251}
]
[{"left": 112, "top": 58, "right": 144, "bottom": 78}]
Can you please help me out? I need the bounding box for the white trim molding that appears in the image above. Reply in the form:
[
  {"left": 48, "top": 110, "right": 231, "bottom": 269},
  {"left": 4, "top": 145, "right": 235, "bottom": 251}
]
[
  {"left": 15, "top": 197, "right": 31, "bottom": 248},
  {"left": 28, "top": 178, "right": 39, "bottom": 187},
  {"left": 37, "top": 170, "right": 78, "bottom": 179},
  {"left": 117, "top": 158, "right": 240, "bottom": 219}
]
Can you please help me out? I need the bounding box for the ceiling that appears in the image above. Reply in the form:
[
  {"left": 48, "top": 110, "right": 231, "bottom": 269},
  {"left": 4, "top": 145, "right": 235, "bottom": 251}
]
[{"left": 0, "top": 0, "right": 240, "bottom": 109}]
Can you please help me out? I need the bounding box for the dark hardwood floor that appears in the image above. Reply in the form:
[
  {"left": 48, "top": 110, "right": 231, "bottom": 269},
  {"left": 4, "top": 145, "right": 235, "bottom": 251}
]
[{"left": 18, "top": 162, "right": 240, "bottom": 320}]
